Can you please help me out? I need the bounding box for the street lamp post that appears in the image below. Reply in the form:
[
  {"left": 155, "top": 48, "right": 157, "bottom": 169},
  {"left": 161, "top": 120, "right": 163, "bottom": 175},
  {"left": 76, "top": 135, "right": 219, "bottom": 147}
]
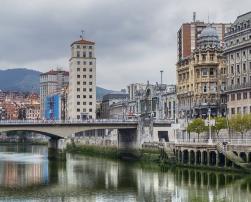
[{"left": 208, "top": 108, "right": 213, "bottom": 144}]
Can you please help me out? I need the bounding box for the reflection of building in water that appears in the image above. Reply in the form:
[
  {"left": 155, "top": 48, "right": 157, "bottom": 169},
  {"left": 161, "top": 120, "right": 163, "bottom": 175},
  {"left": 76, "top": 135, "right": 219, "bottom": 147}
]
[
  {"left": 66, "top": 155, "right": 118, "bottom": 189},
  {"left": 0, "top": 161, "right": 48, "bottom": 187}
]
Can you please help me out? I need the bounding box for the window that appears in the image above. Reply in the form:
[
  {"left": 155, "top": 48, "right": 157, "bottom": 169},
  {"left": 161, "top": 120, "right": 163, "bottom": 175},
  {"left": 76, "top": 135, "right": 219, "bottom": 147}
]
[
  {"left": 83, "top": 81, "right": 86, "bottom": 85},
  {"left": 203, "top": 83, "right": 207, "bottom": 93},
  {"left": 83, "top": 88, "right": 86, "bottom": 92},
  {"left": 83, "top": 61, "right": 86, "bottom": 65},
  {"left": 243, "top": 63, "right": 246, "bottom": 72},
  {"left": 77, "top": 75, "right": 80, "bottom": 78},
  {"left": 231, "top": 65, "right": 234, "bottom": 74},
  {"left": 77, "top": 108, "right": 80, "bottom": 112},
  {"left": 83, "top": 46, "right": 86, "bottom": 49},
  {"left": 244, "top": 77, "right": 246, "bottom": 83},
  {"left": 209, "top": 68, "right": 214, "bottom": 76},
  {"left": 77, "top": 51, "right": 80, "bottom": 57},
  {"left": 89, "top": 75, "right": 93, "bottom": 78},
  {"left": 243, "top": 92, "right": 247, "bottom": 99},
  {"left": 243, "top": 106, "right": 247, "bottom": 114},
  {"left": 83, "top": 108, "right": 86, "bottom": 112},
  {"left": 77, "top": 45, "right": 80, "bottom": 49},
  {"left": 237, "top": 107, "right": 241, "bottom": 114},
  {"left": 77, "top": 88, "right": 80, "bottom": 92},
  {"left": 202, "top": 68, "right": 208, "bottom": 76},
  {"left": 77, "top": 61, "right": 80, "bottom": 65},
  {"left": 89, "top": 108, "right": 92, "bottom": 112},
  {"left": 89, "top": 46, "right": 92, "bottom": 49},
  {"left": 89, "top": 82, "right": 92, "bottom": 85},
  {"left": 237, "top": 65, "right": 240, "bottom": 73},
  {"left": 231, "top": 108, "right": 235, "bottom": 115},
  {"left": 77, "top": 102, "right": 80, "bottom": 105},
  {"left": 77, "top": 95, "right": 80, "bottom": 98},
  {"left": 237, "top": 93, "right": 241, "bottom": 100},
  {"left": 83, "top": 95, "right": 86, "bottom": 98},
  {"left": 77, "top": 115, "right": 80, "bottom": 119},
  {"left": 89, "top": 88, "right": 92, "bottom": 92},
  {"left": 237, "top": 78, "right": 240, "bottom": 84},
  {"left": 237, "top": 52, "right": 239, "bottom": 58},
  {"left": 83, "top": 68, "right": 86, "bottom": 71},
  {"left": 230, "top": 54, "right": 233, "bottom": 59},
  {"left": 83, "top": 102, "right": 86, "bottom": 105},
  {"left": 231, "top": 94, "right": 235, "bottom": 101},
  {"left": 89, "top": 102, "right": 92, "bottom": 105},
  {"left": 77, "top": 81, "right": 80, "bottom": 85},
  {"left": 83, "top": 75, "right": 86, "bottom": 78},
  {"left": 89, "top": 61, "right": 93, "bottom": 65},
  {"left": 77, "top": 68, "right": 80, "bottom": 71},
  {"left": 89, "top": 52, "right": 92, "bottom": 58},
  {"left": 210, "top": 54, "right": 214, "bottom": 61},
  {"left": 83, "top": 52, "right": 86, "bottom": 57},
  {"left": 89, "top": 95, "right": 92, "bottom": 98},
  {"left": 243, "top": 51, "right": 246, "bottom": 56},
  {"left": 89, "top": 68, "right": 92, "bottom": 72},
  {"left": 249, "top": 92, "right": 251, "bottom": 98}
]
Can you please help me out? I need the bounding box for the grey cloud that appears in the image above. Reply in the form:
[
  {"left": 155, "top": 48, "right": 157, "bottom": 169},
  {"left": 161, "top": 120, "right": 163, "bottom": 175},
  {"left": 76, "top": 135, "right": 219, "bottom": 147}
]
[{"left": 0, "top": 0, "right": 250, "bottom": 89}]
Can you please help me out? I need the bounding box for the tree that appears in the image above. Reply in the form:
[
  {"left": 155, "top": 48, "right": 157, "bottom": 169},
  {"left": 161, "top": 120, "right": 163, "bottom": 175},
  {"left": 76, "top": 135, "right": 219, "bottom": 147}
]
[
  {"left": 229, "top": 114, "right": 251, "bottom": 140},
  {"left": 212, "top": 116, "right": 227, "bottom": 139},
  {"left": 187, "top": 118, "right": 207, "bottom": 141}
]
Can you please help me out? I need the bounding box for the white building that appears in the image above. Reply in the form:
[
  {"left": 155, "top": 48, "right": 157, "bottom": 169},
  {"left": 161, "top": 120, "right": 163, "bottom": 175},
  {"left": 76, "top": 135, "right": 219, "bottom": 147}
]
[
  {"left": 40, "top": 70, "right": 69, "bottom": 119},
  {"left": 67, "top": 38, "right": 96, "bottom": 120}
]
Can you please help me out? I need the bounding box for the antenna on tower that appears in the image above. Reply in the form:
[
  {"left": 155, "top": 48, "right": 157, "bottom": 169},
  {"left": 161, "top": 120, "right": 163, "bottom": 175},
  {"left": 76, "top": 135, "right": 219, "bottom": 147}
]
[
  {"left": 193, "top": 12, "right": 196, "bottom": 22},
  {"left": 80, "top": 30, "right": 84, "bottom": 39}
]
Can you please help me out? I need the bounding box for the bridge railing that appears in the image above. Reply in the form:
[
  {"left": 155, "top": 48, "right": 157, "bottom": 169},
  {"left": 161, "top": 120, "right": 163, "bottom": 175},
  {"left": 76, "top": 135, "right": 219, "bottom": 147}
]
[
  {"left": 177, "top": 138, "right": 251, "bottom": 145},
  {"left": 0, "top": 118, "right": 139, "bottom": 125}
]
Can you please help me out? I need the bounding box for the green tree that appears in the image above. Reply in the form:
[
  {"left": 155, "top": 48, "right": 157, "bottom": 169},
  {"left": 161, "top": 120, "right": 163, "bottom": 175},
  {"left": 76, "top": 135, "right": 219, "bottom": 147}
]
[
  {"left": 229, "top": 114, "right": 251, "bottom": 140},
  {"left": 187, "top": 118, "right": 206, "bottom": 141},
  {"left": 212, "top": 116, "right": 227, "bottom": 139}
]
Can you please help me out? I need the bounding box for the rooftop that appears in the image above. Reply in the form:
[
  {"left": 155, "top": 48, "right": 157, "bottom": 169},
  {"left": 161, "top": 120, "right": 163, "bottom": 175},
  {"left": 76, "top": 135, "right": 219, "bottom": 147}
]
[
  {"left": 71, "top": 39, "right": 95, "bottom": 46},
  {"left": 40, "top": 70, "right": 69, "bottom": 76}
]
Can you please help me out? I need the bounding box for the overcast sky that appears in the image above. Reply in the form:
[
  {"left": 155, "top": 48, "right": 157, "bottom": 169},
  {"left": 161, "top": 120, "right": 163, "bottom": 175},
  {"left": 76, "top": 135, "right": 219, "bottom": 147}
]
[{"left": 0, "top": 0, "right": 250, "bottom": 90}]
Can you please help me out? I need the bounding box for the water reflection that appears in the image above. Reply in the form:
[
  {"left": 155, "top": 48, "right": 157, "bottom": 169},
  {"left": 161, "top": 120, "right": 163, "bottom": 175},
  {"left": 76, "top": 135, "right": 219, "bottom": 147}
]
[{"left": 0, "top": 145, "right": 251, "bottom": 202}]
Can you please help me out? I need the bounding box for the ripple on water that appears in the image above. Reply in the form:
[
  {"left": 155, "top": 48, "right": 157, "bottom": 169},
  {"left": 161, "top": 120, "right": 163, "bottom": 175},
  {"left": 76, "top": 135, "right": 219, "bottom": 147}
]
[{"left": 0, "top": 152, "right": 46, "bottom": 163}]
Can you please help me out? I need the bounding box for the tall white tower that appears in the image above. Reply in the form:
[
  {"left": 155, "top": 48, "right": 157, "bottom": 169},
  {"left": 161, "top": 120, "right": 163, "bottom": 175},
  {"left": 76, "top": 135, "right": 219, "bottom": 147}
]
[{"left": 67, "top": 38, "right": 96, "bottom": 120}]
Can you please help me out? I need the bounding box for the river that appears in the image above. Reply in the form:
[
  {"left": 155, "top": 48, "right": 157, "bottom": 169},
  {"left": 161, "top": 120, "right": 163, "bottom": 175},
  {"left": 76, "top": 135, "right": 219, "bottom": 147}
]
[{"left": 0, "top": 144, "right": 251, "bottom": 201}]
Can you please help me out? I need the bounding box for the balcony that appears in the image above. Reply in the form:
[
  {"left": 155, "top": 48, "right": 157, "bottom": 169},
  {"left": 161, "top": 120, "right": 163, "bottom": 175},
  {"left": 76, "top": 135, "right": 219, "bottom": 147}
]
[{"left": 225, "top": 82, "right": 251, "bottom": 92}]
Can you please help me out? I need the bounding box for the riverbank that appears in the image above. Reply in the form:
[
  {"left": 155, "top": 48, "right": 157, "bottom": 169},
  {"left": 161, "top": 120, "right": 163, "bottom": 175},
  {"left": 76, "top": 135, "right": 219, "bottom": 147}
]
[{"left": 65, "top": 144, "right": 250, "bottom": 174}]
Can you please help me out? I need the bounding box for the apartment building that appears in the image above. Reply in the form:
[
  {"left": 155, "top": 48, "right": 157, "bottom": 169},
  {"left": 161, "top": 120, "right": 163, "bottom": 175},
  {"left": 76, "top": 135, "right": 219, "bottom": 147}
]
[
  {"left": 224, "top": 12, "right": 251, "bottom": 115},
  {"left": 67, "top": 38, "right": 96, "bottom": 120}
]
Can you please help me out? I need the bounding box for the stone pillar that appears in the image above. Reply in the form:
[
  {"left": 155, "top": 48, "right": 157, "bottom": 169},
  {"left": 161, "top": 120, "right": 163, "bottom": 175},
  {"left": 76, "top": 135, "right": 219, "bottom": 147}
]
[
  {"left": 216, "top": 152, "right": 219, "bottom": 167},
  {"left": 207, "top": 151, "right": 210, "bottom": 166},
  {"left": 181, "top": 150, "right": 184, "bottom": 164},
  {"left": 188, "top": 150, "right": 191, "bottom": 165},
  {"left": 201, "top": 151, "right": 204, "bottom": 166},
  {"left": 48, "top": 138, "right": 66, "bottom": 161}
]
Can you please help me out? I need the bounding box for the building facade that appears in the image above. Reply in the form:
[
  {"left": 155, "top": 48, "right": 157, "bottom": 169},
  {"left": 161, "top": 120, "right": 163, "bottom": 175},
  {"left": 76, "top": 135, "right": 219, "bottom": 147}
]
[
  {"left": 177, "top": 17, "right": 230, "bottom": 61},
  {"left": 224, "top": 12, "right": 251, "bottom": 116},
  {"left": 177, "top": 25, "right": 227, "bottom": 119},
  {"left": 40, "top": 70, "right": 69, "bottom": 119},
  {"left": 100, "top": 92, "right": 129, "bottom": 119},
  {"left": 67, "top": 39, "right": 96, "bottom": 120}
]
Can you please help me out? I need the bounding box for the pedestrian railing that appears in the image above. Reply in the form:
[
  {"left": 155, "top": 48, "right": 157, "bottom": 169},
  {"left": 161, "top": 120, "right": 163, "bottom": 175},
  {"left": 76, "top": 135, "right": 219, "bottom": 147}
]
[{"left": 177, "top": 138, "right": 251, "bottom": 145}]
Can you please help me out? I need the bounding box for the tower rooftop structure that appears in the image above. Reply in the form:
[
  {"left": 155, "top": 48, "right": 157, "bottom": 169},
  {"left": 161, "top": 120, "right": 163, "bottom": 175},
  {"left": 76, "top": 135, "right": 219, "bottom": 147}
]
[{"left": 197, "top": 25, "right": 220, "bottom": 49}]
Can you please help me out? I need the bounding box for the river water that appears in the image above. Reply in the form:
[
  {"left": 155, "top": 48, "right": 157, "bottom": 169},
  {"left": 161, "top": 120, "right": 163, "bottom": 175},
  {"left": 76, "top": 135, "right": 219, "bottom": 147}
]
[{"left": 0, "top": 145, "right": 251, "bottom": 202}]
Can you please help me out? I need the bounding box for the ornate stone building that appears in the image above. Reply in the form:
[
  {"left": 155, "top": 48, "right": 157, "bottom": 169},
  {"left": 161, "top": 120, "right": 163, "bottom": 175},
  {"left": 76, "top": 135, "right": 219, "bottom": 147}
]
[
  {"left": 177, "top": 25, "right": 227, "bottom": 119},
  {"left": 224, "top": 12, "right": 251, "bottom": 116}
]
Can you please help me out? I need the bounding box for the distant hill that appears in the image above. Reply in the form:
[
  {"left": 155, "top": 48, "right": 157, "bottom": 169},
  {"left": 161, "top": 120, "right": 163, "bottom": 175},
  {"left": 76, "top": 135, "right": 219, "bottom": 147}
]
[
  {"left": 0, "top": 68, "right": 40, "bottom": 92},
  {"left": 0, "top": 68, "right": 112, "bottom": 100}
]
